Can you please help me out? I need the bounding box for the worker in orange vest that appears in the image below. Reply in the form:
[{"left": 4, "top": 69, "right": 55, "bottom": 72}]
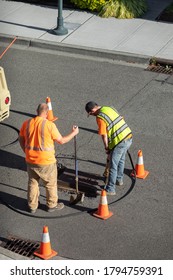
[{"left": 19, "top": 103, "right": 79, "bottom": 213}]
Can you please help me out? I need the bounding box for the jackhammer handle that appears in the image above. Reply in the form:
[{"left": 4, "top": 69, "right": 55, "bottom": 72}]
[
  {"left": 74, "top": 125, "right": 78, "bottom": 174},
  {"left": 127, "top": 150, "right": 135, "bottom": 173},
  {"left": 74, "top": 135, "right": 79, "bottom": 193}
]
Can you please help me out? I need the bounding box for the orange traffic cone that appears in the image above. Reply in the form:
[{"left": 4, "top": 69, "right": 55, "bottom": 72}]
[
  {"left": 92, "top": 190, "right": 113, "bottom": 220},
  {"left": 131, "top": 150, "right": 149, "bottom": 179},
  {"left": 46, "top": 96, "right": 58, "bottom": 121},
  {"left": 34, "top": 226, "right": 57, "bottom": 259}
]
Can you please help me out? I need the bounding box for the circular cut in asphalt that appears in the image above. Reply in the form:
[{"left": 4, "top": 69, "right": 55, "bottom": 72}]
[{"left": 0, "top": 123, "right": 19, "bottom": 147}]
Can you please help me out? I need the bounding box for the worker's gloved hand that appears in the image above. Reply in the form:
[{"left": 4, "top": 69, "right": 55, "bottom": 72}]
[
  {"left": 73, "top": 125, "right": 79, "bottom": 135},
  {"left": 105, "top": 147, "right": 110, "bottom": 155}
]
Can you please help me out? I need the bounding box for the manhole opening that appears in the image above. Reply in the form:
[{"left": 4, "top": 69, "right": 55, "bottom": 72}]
[
  {"left": 57, "top": 163, "right": 102, "bottom": 197},
  {"left": 146, "top": 58, "right": 173, "bottom": 75},
  {"left": 0, "top": 235, "right": 40, "bottom": 258}
]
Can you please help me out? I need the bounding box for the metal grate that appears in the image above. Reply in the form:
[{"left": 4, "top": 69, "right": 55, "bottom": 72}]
[
  {"left": 1, "top": 235, "right": 40, "bottom": 258},
  {"left": 146, "top": 57, "right": 173, "bottom": 75},
  {"left": 146, "top": 65, "right": 173, "bottom": 75}
]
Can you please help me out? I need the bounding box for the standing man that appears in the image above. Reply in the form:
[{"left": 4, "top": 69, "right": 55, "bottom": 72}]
[
  {"left": 85, "top": 101, "right": 132, "bottom": 195},
  {"left": 19, "top": 103, "right": 79, "bottom": 213}
]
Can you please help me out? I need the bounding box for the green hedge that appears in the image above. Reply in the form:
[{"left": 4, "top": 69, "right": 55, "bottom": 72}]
[
  {"left": 70, "top": 0, "right": 148, "bottom": 18},
  {"left": 70, "top": 0, "right": 106, "bottom": 12},
  {"left": 100, "top": 0, "right": 148, "bottom": 18}
]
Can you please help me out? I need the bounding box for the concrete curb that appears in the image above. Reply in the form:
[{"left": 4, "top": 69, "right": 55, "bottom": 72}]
[{"left": 0, "top": 34, "right": 150, "bottom": 65}]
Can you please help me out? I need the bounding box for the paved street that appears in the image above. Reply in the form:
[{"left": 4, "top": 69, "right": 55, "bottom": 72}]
[{"left": 0, "top": 45, "right": 173, "bottom": 260}]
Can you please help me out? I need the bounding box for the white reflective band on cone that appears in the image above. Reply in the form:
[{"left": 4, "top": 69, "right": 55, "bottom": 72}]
[
  {"left": 42, "top": 233, "right": 50, "bottom": 243},
  {"left": 137, "top": 156, "right": 143, "bottom": 165},
  {"left": 100, "top": 196, "right": 107, "bottom": 205},
  {"left": 47, "top": 102, "right": 52, "bottom": 110}
]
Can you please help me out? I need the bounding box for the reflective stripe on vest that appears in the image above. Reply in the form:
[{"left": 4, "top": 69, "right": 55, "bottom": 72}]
[
  {"left": 97, "top": 106, "right": 132, "bottom": 150},
  {"left": 25, "top": 119, "right": 54, "bottom": 151}
]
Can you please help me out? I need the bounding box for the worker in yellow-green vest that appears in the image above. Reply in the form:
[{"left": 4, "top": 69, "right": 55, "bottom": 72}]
[{"left": 85, "top": 101, "right": 132, "bottom": 196}]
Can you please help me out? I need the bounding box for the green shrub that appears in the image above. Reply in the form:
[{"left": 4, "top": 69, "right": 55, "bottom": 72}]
[
  {"left": 70, "top": 0, "right": 106, "bottom": 12},
  {"left": 99, "top": 0, "right": 148, "bottom": 18},
  {"left": 165, "top": 3, "right": 173, "bottom": 13}
]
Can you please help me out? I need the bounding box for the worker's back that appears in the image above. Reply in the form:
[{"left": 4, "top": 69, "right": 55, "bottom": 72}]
[{"left": 20, "top": 116, "right": 59, "bottom": 165}]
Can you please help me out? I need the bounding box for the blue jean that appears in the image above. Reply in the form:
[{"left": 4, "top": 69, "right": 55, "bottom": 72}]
[{"left": 105, "top": 138, "right": 132, "bottom": 193}]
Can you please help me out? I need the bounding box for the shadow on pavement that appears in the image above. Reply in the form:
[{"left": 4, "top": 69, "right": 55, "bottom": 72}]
[
  {"left": 0, "top": 150, "right": 26, "bottom": 171},
  {"left": 0, "top": 190, "right": 27, "bottom": 211},
  {"left": 10, "top": 109, "right": 36, "bottom": 118}
]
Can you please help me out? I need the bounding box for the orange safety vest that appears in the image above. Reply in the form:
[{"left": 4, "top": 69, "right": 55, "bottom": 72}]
[{"left": 21, "top": 116, "right": 58, "bottom": 165}]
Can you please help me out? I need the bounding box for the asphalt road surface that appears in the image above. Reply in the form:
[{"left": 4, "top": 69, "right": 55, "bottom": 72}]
[{"left": 0, "top": 44, "right": 173, "bottom": 260}]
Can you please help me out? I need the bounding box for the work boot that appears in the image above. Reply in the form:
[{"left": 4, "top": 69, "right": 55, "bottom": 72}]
[
  {"left": 96, "top": 189, "right": 116, "bottom": 196},
  {"left": 116, "top": 180, "right": 123, "bottom": 186},
  {"left": 47, "top": 203, "right": 64, "bottom": 213},
  {"left": 106, "top": 191, "right": 116, "bottom": 196},
  {"left": 29, "top": 208, "right": 37, "bottom": 214},
  {"left": 28, "top": 201, "right": 40, "bottom": 214}
]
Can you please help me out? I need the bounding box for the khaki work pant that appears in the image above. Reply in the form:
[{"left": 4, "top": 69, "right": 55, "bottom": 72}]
[{"left": 27, "top": 163, "right": 58, "bottom": 210}]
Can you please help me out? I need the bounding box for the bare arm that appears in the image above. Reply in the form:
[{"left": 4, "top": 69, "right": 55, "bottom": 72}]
[
  {"left": 55, "top": 125, "right": 79, "bottom": 145},
  {"left": 18, "top": 136, "right": 25, "bottom": 153},
  {"left": 101, "top": 134, "right": 108, "bottom": 149}
]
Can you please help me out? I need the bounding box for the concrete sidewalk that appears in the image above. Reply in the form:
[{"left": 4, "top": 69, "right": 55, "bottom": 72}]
[{"left": 0, "top": 0, "right": 173, "bottom": 62}]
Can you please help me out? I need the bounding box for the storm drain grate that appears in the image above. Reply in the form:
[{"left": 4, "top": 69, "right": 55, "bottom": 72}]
[
  {"left": 1, "top": 235, "right": 40, "bottom": 258},
  {"left": 146, "top": 58, "right": 173, "bottom": 75},
  {"left": 146, "top": 65, "right": 173, "bottom": 75}
]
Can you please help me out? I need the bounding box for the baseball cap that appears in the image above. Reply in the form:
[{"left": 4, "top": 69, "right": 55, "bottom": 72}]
[{"left": 85, "top": 101, "right": 98, "bottom": 116}]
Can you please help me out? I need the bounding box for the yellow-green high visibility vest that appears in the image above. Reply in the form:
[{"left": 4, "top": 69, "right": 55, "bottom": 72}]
[{"left": 97, "top": 106, "right": 132, "bottom": 150}]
